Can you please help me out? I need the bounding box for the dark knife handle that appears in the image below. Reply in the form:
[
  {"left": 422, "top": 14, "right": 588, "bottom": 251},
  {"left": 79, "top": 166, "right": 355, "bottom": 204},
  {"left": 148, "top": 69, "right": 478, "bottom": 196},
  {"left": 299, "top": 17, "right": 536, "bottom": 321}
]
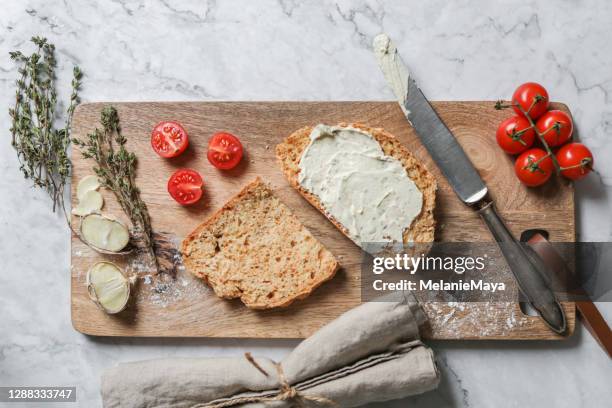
[{"left": 477, "top": 201, "right": 567, "bottom": 334}]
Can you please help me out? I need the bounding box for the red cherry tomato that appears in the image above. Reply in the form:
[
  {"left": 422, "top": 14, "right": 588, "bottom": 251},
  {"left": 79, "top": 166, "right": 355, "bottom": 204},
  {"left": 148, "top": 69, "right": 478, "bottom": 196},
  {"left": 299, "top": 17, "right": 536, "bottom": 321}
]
[
  {"left": 514, "top": 148, "right": 554, "bottom": 187},
  {"left": 496, "top": 115, "right": 535, "bottom": 154},
  {"left": 512, "top": 82, "right": 549, "bottom": 120},
  {"left": 556, "top": 143, "right": 593, "bottom": 181},
  {"left": 167, "top": 169, "right": 203, "bottom": 205},
  {"left": 535, "top": 110, "right": 573, "bottom": 147},
  {"left": 207, "top": 132, "right": 243, "bottom": 170},
  {"left": 151, "top": 121, "right": 189, "bottom": 158}
]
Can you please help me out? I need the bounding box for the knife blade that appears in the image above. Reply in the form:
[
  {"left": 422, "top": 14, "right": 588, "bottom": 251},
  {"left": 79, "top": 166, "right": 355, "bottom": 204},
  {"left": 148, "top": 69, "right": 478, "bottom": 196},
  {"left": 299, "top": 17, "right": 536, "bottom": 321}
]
[
  {"left": 373, "top": 33, "right": 567, "bottom": 334},
  {"left": 373, "top": 35, "right": 487, "bottom": 204}
]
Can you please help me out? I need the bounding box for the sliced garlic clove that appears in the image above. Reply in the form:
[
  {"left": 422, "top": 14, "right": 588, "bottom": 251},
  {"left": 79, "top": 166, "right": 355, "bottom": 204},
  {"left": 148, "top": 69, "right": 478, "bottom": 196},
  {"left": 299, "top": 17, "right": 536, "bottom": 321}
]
[
  {"left": 72, "top": 190, "right": 104, "bottom": 216},
  {"left": 76, "top": 175, "right": 101, "bottom": 200},
  {"left": 86, "top": 261, "right": 131, "bottom": 314},
  {"left": 80, "top": 213, "right": 130, "bottom": 252}
]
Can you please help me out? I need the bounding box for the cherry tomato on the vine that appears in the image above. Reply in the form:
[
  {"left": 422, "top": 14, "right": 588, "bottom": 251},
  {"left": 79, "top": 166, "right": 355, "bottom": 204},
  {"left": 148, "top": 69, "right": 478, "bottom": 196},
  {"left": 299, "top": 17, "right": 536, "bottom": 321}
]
[
  {"left": 496, "top": 115, "right": 535, "bottom": 154},
  {"left": 535, "top": 110, "right": 573, "bottom": 147},
  {"left": 556, "top": 143, "right": 593, "bottom": 181},
  {"left": 514, "top": 148, "right": 554, "bottom": 187},
  {"left": 167, "top": 168, "right": 204, "bottom": 205},
  {"left": 512, "top": 82, "right": 549, "bottom": 120},
  {"left": 151, "top": 121, "right": 189, "bottom": 158}
]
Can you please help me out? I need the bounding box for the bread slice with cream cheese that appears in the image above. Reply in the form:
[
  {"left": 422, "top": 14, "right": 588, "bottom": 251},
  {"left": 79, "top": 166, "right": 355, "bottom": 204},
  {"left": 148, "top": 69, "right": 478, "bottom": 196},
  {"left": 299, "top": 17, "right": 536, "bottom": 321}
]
[{"left": 276, "top": 123, "right": 436, "bottom": 245}]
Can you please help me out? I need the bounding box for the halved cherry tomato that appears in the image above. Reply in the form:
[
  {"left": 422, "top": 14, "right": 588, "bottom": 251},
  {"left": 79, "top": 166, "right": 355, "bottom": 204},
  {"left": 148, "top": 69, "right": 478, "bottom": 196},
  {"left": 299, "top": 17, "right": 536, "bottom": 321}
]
[
  {"left": 496, "top": 115, "right": 535, "bottom": 154},
  {"left": 151, "top": 121, "right": 189, "bottom": 158},
  {"left": 514, "top": 148, "right": 554, "bottom": 187},
  {"left": 556, "top": 143, "right": 593, "bottom": 181},
  {"left": 535, "top": 110, "right": 573, "bottom": 147},
  {"left": 512, "top": 82, "right": 549, "bottom": 120},
  {"left": 167, "top": 169, "right": 203, "bottom": 205},
  {"left": 207, "top": 132, "right": 243, "bottom": 170}
]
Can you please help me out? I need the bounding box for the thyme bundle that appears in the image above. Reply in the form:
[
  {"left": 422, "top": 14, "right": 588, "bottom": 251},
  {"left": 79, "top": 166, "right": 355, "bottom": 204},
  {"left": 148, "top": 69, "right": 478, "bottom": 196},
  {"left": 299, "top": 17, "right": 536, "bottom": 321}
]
[
  {"left": 9, "top": 37, "right": 174, "bottom": 275},
  {"left": 9, "top": 36, "right": 82, "bottom": 216},
  {"left": 73, "top": 106, "right": 159, "bottom": 272}
]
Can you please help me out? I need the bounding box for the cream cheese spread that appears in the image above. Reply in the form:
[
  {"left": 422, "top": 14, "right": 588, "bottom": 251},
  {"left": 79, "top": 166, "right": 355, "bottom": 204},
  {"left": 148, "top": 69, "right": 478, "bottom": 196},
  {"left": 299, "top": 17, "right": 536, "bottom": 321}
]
[
  {"left": 297, "top": 124, "right": 423, "bottom": 247},
  {"left": 373, "top": 33, "right": 411, "bottom": 115}
]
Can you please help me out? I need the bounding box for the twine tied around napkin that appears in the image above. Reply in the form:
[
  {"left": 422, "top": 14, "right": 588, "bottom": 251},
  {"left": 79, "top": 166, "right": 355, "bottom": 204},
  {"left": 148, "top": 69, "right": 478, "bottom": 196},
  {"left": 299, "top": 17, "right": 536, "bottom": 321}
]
[
  {"left": 192, "top": 353, "right": 338, "bottom": 408},
  {"left": 101, "top": 294, "right": 440, "bottom": 408}
]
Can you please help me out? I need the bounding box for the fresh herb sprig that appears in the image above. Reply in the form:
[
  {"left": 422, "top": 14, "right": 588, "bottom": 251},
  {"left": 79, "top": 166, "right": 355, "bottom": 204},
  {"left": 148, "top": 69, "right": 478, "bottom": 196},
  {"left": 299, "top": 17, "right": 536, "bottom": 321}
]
[
  {"left": 73, "top": 106, "right": 159, "bottom": 271},
  {"left": 9, "top": 36, "right": 82, "bottom": 216}
]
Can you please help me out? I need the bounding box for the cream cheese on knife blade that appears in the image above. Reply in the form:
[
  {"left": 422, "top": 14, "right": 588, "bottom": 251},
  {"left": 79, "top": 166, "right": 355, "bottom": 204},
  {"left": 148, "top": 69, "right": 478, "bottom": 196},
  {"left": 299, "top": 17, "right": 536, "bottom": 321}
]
[
  {"left": 297, "top": 124, "right": 423, "bottom": 247},
  {"left": 373, "top": 33, "right": 411, "bottom": 116}
]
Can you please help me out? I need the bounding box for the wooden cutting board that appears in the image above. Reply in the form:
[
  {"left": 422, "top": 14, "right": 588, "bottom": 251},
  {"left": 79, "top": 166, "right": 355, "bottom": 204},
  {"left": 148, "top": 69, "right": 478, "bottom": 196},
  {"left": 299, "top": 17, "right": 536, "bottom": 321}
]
[{"left": 70, "top": 101, "right": 575, "bottom": 339}]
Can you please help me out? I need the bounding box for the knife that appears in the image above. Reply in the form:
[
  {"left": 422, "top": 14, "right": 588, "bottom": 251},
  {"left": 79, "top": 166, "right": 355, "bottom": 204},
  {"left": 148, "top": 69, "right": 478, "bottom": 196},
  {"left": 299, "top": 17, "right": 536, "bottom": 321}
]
[{"left": 373, "top": 33, "right": 567, "bottom": 334}]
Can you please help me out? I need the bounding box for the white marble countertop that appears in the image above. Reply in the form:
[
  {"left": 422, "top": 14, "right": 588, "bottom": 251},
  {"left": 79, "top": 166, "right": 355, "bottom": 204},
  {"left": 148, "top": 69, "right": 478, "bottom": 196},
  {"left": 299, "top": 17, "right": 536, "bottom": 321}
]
[{"left": 1, "top": 1, "right": 611, "bottom": 407}]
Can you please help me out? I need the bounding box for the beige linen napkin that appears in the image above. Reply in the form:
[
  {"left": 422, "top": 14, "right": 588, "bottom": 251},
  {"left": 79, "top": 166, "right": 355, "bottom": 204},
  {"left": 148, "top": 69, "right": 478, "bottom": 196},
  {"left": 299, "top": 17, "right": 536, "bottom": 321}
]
[{"left": 101, "top": 294, "right": 439, "bottom": 407}]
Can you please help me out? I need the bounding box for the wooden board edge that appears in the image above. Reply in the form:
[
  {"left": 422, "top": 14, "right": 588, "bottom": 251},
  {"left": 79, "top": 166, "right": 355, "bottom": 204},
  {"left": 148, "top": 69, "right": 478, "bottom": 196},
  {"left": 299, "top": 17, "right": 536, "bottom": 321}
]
[{"left": 69, "top": 301, "right": 576, "bottom": 340}]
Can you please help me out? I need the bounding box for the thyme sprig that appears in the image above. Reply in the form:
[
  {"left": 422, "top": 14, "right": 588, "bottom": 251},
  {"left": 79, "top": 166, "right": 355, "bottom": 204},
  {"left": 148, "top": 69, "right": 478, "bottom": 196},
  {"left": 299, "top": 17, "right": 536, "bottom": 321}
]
[
  {"left": 9, "top": 36, "right": 82, "bottom": 215},
  {"left": 73, "top": 106, "right": 159, "bottom": 272}
]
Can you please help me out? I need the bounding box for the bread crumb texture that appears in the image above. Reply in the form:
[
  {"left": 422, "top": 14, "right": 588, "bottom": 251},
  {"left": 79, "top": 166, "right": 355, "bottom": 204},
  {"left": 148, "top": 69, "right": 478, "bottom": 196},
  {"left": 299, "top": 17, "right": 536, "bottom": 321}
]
[{"left": 181, "top": 178, "right": 339, "bottom": 309}]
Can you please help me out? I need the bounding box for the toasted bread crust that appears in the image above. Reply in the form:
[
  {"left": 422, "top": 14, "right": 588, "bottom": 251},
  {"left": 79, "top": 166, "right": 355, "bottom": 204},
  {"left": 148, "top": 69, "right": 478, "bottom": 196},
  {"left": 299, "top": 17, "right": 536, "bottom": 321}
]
[
  {"left": 275, "top": 123, "right": 436, "bottom": 244},
  {"left": 181, "top": 178, "right": 339, "bottom": 309}
]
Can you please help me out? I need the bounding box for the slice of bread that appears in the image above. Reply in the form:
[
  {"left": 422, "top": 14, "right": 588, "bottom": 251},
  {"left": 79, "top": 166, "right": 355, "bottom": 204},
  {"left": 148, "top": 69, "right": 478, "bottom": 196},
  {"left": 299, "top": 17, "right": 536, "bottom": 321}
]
[
  {"left": 276, "top": 123, "right": 436, "bottom": 244},
  {"left": 180, "top": 178, "right": 339, "bottom": 309}
]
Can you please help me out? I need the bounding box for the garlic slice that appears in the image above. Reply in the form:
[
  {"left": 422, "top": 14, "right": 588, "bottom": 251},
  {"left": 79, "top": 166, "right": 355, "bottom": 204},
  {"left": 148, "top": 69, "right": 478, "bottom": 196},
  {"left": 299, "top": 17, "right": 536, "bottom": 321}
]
[
  {"left": 72, "top": 190, "right": 104, "bottom": 216},
  {"left": 86, "top": 262, "right": 131, "bottom": 314},
  {"left": 80, "top": 214, "right": 130, "bottom": 252},
  {"left": 77, "top": 175, "right": 101, "bottom": 200}
]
